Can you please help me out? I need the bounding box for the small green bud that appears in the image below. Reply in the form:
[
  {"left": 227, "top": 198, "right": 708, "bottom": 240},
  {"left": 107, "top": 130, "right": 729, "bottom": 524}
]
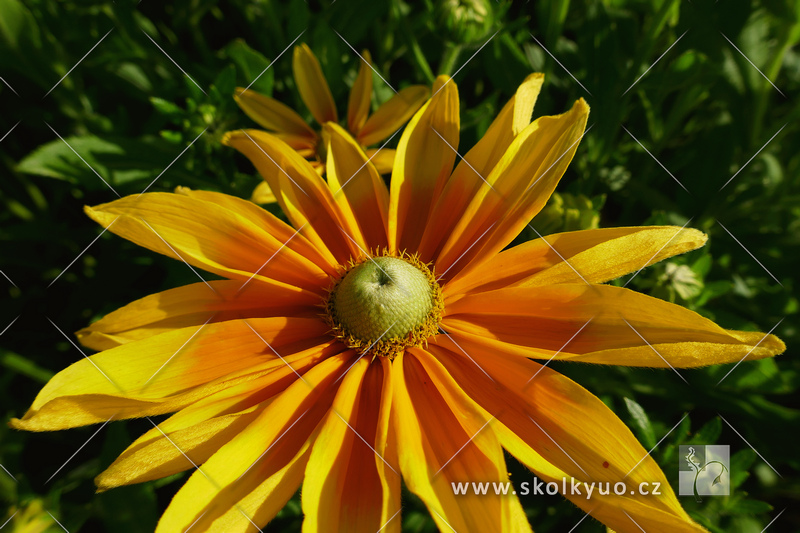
[{"left": 435, "top": 0, "right": 494, "bottom": 45}]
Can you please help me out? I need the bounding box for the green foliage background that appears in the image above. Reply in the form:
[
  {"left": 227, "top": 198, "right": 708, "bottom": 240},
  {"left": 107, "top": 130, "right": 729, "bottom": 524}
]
[{"left": 1, "top": 0, "right": 798, "bottom": 531}]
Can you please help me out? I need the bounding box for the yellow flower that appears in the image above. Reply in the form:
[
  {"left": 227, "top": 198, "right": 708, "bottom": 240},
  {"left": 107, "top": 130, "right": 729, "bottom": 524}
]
[
  {"left": 11, "top": 75, "right": 784, "bottom": 533},
  {"left": 234, "top": 43, "right": 429, "bottom": 203}
]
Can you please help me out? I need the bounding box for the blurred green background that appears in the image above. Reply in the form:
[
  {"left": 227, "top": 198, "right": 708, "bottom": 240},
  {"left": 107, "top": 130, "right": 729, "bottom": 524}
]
[{"left": 1, "top": 0, "right": 798, "bottom": 531}]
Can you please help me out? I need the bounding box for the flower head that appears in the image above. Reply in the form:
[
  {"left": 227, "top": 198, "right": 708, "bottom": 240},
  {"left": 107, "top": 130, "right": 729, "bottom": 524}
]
[
  {"left": 11, "top": 75, "right": 784, "bottom": 533},
  {"left": 233, "top": 43, "right": 429, "bottom": 203}
]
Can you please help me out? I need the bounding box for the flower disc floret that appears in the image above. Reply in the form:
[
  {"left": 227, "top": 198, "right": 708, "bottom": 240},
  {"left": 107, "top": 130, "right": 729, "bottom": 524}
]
[{"left": 326, "top": 253, "right": 443, "bottom": 359}]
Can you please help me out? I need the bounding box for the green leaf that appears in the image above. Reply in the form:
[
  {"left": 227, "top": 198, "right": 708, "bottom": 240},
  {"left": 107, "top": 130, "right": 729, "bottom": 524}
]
[
  {"left": 0, "top": 349, "right": 55, "bottom": 383},
  {"left": 726, "top": 498, "right": 773, "bottom": 515},
  {"left": 226, "top": 39, "right": 274, "bottom": 96},
  {"left": 16, "top": 135, "right": 184, "bottom": 191},
  {"left": 692, "top": 417, "right": 722, "bottom": 445},
  {"left": 624, "top": 397, "right": 656, "bottom": 449},
  {"left": 0, "top": 0, "right": 40, "bottom": 52},
  {"left": 212, "top": 63, "right": 236, "bottom": 99}
]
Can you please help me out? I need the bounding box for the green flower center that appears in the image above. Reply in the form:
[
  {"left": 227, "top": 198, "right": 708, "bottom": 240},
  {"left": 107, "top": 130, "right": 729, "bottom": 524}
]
[{"left": 326, "top": 254, "right": 443, "bottom": 359}]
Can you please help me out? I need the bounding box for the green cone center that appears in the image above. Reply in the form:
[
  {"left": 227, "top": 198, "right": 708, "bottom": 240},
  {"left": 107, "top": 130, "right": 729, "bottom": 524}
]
[{"left": 331, "top": 257, "right": 434, "bottom": 345}]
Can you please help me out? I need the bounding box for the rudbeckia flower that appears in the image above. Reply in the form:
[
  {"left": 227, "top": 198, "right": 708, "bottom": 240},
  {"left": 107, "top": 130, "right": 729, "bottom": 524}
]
[
  {"left": 12, "top": 75, "right": 784, "bottom": 533},
  {"left": 234, "top": 43, "right": 429, "bottom": 203}
]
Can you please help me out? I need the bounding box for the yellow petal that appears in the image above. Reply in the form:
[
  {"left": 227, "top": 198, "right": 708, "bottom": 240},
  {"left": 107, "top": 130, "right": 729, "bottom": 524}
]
[
  {"left": 77, "top": 279, "right": 320, "bottom": 351},
  {"left": 85, "top": 192, "right": 331, "bottom": 291},
  {"left": 364, "top": 148, "right": 395, "bottom": 174},
  {"left": 388, "top": 76, "right": 459, "bottom": 252},
  {"left": 357, "top": 85, "right": 430, "bottom": 147},
  {"left": 250, "top": 180, "right": 277, "bottom": 204},
  {"left": 174, "top": 186, "right": 336, "bottom": 274},
  {"left": 391, "top": 349, "right": 532, "bottom": 533},
  {"left": 419, "top": 73, "right": 544, "bottom": 260},
  {"left": 303, "top": 357, "right": 400, "bottom": 533},
  {"left": 95, "top": 346, "right": 332, "bottom": 491},
  {"left": 233, "top": 87, "right": 316, "bottom": 138},
  {"left": 293, "top": 43, "right": 338, "bottom": 125},
  {"left": 435, "top": 98, "right": 589, "bottom": 280},
  {"left": 10, "top": 319, "right": 334, "bottom": 430},
  {"left": 223, "top": 129, "right": 366, "bottom": 264},
  {"left": 443, "top": 284, "right": 785, "bottom": 367},
  {"left": 445, "top": 226, "right": 708, "bottom": 297},
  {"left": 324, "top": 123, "right": 390, "bottom": 250},
  {"left": 96, "top": 406, "right": 262, "bottom": 491},
  {"left": 428, "top": 342, "right": 708, "bottom": 532},
  {"left": 155, "top": 352, "right": 354, "bottom": 532},
  {"left": 347, "top": 50, "right": 373, "bottom": 134}
]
